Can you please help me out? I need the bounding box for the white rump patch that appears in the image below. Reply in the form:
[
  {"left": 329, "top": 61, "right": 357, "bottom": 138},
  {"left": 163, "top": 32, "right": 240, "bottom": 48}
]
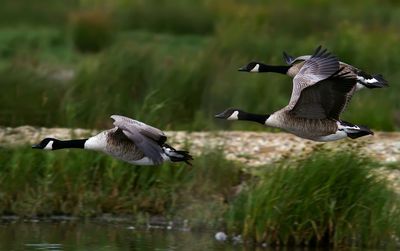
[
  {"left": 357, "top": 76, "right": 378, "bottom": 84},
  {"left": 365, "top": 78, "right": 379, "bottom": 84},
  {"left": 338, "top": 122, "right": 360, "bottom": 132}
]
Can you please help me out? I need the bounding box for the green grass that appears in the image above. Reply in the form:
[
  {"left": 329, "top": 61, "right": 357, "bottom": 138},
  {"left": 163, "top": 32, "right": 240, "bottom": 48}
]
[
  {"left": 226, "top": 149, "right": 400, "bottom": 248},
  {"left": 0, "top": 1, "right": 399, "bottom": 131},
  {"left": 0, "top": 147, "right": 241, "bottom": 229},
  {"left": 116, "top": 0, "right": 215, "bottom": 35},
  {"left": 0, "top": 146, "right": 398, "bottom": 248}
]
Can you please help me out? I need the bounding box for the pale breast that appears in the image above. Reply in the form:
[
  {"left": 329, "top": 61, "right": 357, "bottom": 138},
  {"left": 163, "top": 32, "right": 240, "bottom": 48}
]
[{"left": 287, "top": 62, "right": 305, "bottom": 77}]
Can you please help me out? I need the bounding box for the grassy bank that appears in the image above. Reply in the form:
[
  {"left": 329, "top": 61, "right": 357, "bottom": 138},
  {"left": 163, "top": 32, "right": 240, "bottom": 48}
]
[
  {"left": 0, "top": 146, "right": 399, "bottom": 248},
  {"left": 0, "top": 146, "right": 241, "bottom": 229},
  {"left": 226, "top": 150, "right": 400, "bottom": 247},
  {"left": 0, "top": 1, "right": 399, "bottom": 131}
]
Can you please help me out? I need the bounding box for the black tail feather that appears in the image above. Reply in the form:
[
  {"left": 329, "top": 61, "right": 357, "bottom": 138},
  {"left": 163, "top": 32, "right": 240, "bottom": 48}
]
[
  {"left": 162, "top": 144, "right": 193, "bottom": 166},
  {"left": 371, "top": 74, "right": 389, "bottom": 86},
  {"left": 357, "top": 71, "right": 388, "bottom": 89},
  {"left": 347, "top": 125, "right": 374, "bottom": 139},
  {"left": 171, "top": 150, "right": 193, "bottom": 166}
]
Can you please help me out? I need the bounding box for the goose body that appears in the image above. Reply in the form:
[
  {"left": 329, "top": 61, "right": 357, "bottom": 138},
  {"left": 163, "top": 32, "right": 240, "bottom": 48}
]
[
  {"left": 33, "top": 115, "right": 193, "bottom": 166},
  {"left": 217, "top": 47, "right": 374, "bottom": 142},
  {"left": 239, "top": 47, "right": 388, "bottom": 92}
]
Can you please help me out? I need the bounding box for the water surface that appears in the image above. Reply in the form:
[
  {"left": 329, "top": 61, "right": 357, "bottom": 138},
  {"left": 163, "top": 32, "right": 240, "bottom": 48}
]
[
  {"left": 0, "top": 221, "right": 387, "bottom": 251},
  {"left": 0, "top": 221, "right": 244, "bottom": 251}
]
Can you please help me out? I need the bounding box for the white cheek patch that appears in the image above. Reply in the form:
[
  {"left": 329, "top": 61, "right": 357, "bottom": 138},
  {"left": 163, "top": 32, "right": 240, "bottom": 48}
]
[
  {"left": 44, "top": 141, "right": 54, "bottom": 150},
  {"left": 250, "top": 64, "right": 260, "bottom": 72},
  {"left": 228, "top": 111, "right": 239, "bottom": 120}
]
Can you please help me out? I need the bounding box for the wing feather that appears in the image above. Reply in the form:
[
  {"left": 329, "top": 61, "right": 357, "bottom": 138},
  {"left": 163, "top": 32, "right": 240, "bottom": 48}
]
[
  {"left": 288, "top": 46, "right": 340, "bottom": 109},
  {"left": 111, "top": 115, "right": 166, "bottom": 164},
  {"left": 289, "top": 69, "right": 357, "bottom": 120}
]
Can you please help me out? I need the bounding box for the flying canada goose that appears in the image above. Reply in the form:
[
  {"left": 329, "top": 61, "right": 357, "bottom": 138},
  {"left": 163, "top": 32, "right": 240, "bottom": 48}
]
[
  {"left": 216, "top": 47, "right": 373, "bottom": 142},
  {"left": 32, "top": 115, "right": 193, "bottom": 165},
  {"left": 239, "top": 46, "right": 388, "bottom": 91}
]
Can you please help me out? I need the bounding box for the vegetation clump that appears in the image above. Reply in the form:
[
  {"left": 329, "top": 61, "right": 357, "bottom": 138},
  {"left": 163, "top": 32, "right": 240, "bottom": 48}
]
[{"left": 227, "top": 149, "right": 400, "bottom": 248}]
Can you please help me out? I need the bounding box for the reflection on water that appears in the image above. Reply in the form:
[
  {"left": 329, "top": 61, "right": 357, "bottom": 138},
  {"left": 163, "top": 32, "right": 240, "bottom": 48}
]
[
  {"left": 0, "top": 221, "right": 247, "bottom": 251},
  {"left": 0, "top": 221, "right": 383, "bottom": 251}
]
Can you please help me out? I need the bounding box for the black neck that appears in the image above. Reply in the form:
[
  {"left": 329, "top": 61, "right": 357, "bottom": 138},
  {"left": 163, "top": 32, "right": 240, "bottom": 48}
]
[
  {"left": 53, "top": 139, "right": 87, "bottom": 150},
  {"left": 239, "top": 111, "right": 269, "bottom": 125},
  {"left": 259, "top": 64, "right": 290, "bottom": 74}
]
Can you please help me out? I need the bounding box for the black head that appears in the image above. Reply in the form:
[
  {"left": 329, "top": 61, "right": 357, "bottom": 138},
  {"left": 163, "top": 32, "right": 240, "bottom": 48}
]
[
  {"left": 214, "top": 108, "right": 243, "bottom": 120},
  {"left": 239, "top": 61, "right": 290, "bottom": 74},
  {"left": 215, "top": 108, "right": 270, "bottom": 125},
  {"left": 238, "top": 61, "right": 263, "bottom": 72},
  {"left": 32, "top": 138, "right": 59, "bottom": 150}
]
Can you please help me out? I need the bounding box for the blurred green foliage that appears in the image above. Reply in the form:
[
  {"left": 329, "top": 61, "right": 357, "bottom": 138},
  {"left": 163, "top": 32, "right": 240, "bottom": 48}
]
[
  {"left": 0, "top": 146, "right": 241, "bottom": 230},
  {"left": 0, "top": 0, "right": 399, "bottom": 130},
  {"left": 117, "top": 0, "right": 215, "bottom": 35},
  {"left": 71, "top": 10, "right": 114, "bottom": 52}
]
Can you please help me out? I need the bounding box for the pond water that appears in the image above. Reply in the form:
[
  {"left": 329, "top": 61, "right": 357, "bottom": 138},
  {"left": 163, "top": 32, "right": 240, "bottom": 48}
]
[
  {"left": 0, "top": 221, "right": 386, "bottom": 251},
  {"left": 0, "top": 221, "right": 250, "bottom": 251}
]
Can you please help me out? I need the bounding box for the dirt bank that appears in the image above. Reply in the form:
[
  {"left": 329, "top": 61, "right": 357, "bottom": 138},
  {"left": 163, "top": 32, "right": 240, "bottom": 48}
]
[
  {"left": 1, "top": 126, "right": 400, "bottom": 192},
  {"left": 1, "top": 126, "right": 400, "bottom": 165}
]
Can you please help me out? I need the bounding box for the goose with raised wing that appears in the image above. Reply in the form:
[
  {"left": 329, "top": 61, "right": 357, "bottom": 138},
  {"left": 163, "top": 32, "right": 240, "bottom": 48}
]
[
  {"left": 32, "top": 115, "right": 193, "bottom": 165},
  {"left": 216, "top": 47, "right": 373, "bottom": 142},
  {"left": 239, "top": 46, "right": 388, "bottom": 91}
]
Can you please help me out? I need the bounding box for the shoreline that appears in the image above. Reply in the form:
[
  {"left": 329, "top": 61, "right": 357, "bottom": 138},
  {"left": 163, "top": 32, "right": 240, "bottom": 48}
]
[{"left": 2, "top": 126, "right": 400, "bottom": 166}]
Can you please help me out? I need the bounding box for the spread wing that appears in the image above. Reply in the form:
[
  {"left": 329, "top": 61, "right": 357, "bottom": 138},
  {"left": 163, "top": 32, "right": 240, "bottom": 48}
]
[
  {"left": 287, "top": 46, "right": 340, "bottom": 109},
  {"left": 111, "top": 115, "right": 167, "bottom": 164},
  {"left": 289, "top": 70, "right": 357, "bottom": 120}
]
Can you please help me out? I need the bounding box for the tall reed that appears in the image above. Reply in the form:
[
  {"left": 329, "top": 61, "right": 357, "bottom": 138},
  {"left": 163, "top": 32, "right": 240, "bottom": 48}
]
[{"left": 226, "top": 149, "right": 400, "bottom": 248}]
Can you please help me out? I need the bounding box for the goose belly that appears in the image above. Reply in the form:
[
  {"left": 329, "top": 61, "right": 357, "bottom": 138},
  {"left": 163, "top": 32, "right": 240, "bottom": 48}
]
[
  {"left": 126, "top": 157, "right": 155, "bottom": 165},
  {"left": 287, "top": 130, "right": 344, "bottom": 142},
  {"left": 105, "top": 143, "right": 170, "bottom": 166},
  {"left": 306, "top": 131, "right": 348, "bottom": 142},
  {"left": 288, "top": 122, "right": 348, "bottom": 142},
  {"left": 105, "top": 144, "right": 145, "bottom": 163},
  {"left": 267, "top": 114, "right": 341, "bottom": 141},
  {"left": 125, "top": 154, "right": 169, "bottom": 166}
]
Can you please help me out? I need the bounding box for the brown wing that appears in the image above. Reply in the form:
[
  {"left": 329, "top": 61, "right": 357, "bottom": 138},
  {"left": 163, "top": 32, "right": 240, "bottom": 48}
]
[
  {"left": 289, "top": 70, "right": 357, "bottom": 120},
  {"left": 111, "top": 115, "right": 166, "bottom": 164},
  {"left": 288, "top": 46, "right": 340, "bottom": 109},
  {"left": 111, "top": 115, "right": 167, "bottom": 144}
]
